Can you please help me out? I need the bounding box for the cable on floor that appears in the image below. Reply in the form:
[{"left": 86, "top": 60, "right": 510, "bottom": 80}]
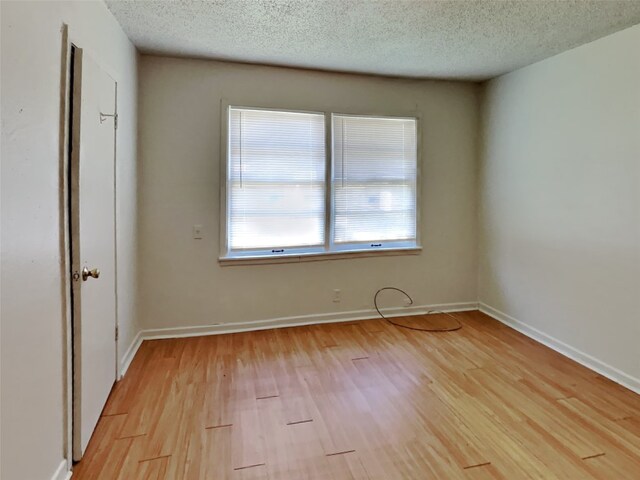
[{"left": 373, "top": 287, "right": 462, "bottom": 332}]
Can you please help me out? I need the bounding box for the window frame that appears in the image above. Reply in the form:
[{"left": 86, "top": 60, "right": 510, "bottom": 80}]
[{"left": 219, "top": 100, "right": 422, "bottom": 265}]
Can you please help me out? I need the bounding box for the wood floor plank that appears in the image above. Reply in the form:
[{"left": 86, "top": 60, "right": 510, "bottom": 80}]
[
  {"left": 557, "top": 397, "right": 640, "bottom": 462},
  {"left": 71, "top": 414, "right": 131, "bottom": 480},
  {"left": 72, "top": 311, "right": 640, "bottom": 479},
  {"left": 135, "top": 455, "right": 170, "bottom": 480},
  {"left": 580, "top": 450, "right": 640, "bottom": 479},
  {"left": 199, "top": 424, "right": 233, "bottom": 479}
]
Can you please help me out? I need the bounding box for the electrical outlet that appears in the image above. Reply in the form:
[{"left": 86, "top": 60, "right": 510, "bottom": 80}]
[
  {"left": 333, "top": 289, "right": 341, "bottom": 303},
  {"left": 403, "top": 297, "right": 412, "bottom": 307},
  {"left": 193, "top": 224, "right": 204, "bottom": 239}
]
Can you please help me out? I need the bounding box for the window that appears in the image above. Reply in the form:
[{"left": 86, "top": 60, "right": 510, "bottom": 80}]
[
  {"left": 223, "top": 107, "right": 419, "bottom": 261},
  {"left": 332, "top": 114, "right": 417, "bottom": 250},
  {"left": 227, "top": 108, "right": 326, "bottom": 255}
]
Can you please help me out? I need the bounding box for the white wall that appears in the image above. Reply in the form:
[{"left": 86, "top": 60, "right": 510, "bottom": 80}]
[
  {"left": 0, "top": 1, "right": 138, "bottom": 479},
  {"left": 479, "top": 25, "right": 640, "bottom": 391},
  {"left": 137, "top": 56, "right": 479, "bottom": 332}
]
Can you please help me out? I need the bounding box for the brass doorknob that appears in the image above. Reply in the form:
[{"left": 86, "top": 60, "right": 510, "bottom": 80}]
[{"left": 82, "top": 267, "right": 100, "bottom": 281}]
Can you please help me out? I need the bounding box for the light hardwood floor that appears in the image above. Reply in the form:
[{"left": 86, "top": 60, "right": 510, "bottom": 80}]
[{"left": 72, "top": 311, "right": 640, "bottom": 479}]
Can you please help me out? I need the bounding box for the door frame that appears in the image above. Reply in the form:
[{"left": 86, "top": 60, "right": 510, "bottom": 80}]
[{"left": 58, "top": 24, "right": 120, "bottom": 469}]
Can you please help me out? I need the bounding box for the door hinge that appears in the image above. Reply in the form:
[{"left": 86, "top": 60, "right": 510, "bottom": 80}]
[{"left": 115, "top": 324, "right": 119, "bottom": 342}]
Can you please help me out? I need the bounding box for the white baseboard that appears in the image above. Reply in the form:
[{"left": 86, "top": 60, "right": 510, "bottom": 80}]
[
  {"left": 116, "top": 302, "right": 475, "bottom": 379},
  {"left": 479, "top": 303, "right": 640, "bottom": 395},
  {"left": 119, "top": 302, "right": 640, "bottom": 397},
  {"left": 51, "top": 460, "right": 72, "bottom": 480},
  {"left": 140, "top": 302, "right": 479, "bottom": 341},
  {"left": 118, "top": 330, "right": 143, "bottom": 379}
]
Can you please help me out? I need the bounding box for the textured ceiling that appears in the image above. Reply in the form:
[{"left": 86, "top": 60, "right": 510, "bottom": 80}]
[{"left": 105, "top": 0, "right": 640, "bottom": 81}]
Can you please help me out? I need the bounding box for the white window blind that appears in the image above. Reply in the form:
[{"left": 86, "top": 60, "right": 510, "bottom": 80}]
[
  {"left": 228, "top": 108, "right": 326, "bottom": 251},
  {"left": 332, "top": 115, "right": 417, "bottom": 245}
]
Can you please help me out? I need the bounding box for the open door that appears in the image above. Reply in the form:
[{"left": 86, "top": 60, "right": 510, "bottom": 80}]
[{"left": 69, "top": 47, "right": 118, "bottom": 460}]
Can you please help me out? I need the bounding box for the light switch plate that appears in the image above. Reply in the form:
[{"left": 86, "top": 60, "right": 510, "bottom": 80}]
[{"left": 193, "top": 224, "right": 204, "bottom": 239}]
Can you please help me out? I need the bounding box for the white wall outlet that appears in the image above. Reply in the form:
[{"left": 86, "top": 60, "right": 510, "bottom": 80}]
[
  {"left": 333, "top": 289, "right": 341, "bottom": 303},
  {"left": 192, "top": 224, "right": 204, "bottom": 239},
  {"left": 403, "top": 297, "right": 412, "bottom": 307}
]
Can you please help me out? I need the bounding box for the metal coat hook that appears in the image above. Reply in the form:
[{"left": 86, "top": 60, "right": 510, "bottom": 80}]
[{"left": 100, "top": 112, "right": 118, "bottom": 129}]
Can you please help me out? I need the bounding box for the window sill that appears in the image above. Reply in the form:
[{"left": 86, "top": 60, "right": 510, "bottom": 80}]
[{"left": 219, "top": 246, "right": 422, "bottom": 266}]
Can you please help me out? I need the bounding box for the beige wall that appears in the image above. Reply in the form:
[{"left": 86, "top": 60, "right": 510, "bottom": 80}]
[
  {"left": 479, "top": 24, "right": 640, "bottom": 390},
  {"left": 137, "top": 56, "right": 479, "bottom": 331},
  {"left": 0, "top": 1, "right": 138, "bottom": 479}
]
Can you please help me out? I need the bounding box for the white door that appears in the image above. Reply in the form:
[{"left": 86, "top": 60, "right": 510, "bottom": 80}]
[{"left": 70, "top": 48, "right": 117, "bottom": 460}]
